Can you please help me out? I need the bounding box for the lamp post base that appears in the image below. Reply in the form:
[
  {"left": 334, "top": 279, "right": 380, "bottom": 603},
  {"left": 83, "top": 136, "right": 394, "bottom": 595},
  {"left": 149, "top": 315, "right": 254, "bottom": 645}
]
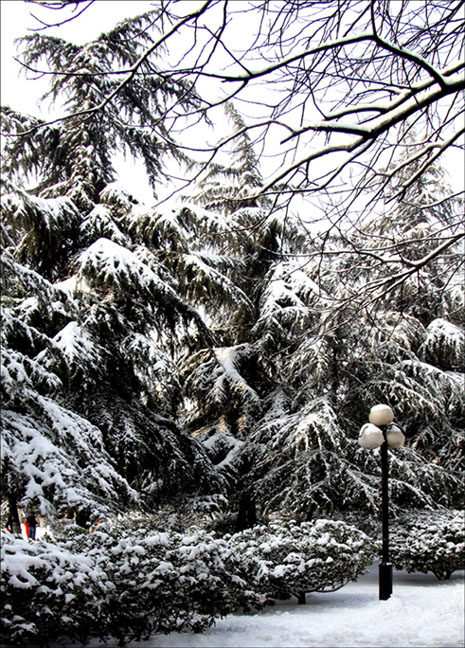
[{"left": 379, "top": 562, "right": 392, "bottom": 600}]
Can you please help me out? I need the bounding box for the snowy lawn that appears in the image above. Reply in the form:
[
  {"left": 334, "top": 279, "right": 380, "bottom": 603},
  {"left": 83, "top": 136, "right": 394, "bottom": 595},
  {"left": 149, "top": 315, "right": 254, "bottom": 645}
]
[{"left": 50, "top": 562, "right": 464, "bottom": 648}]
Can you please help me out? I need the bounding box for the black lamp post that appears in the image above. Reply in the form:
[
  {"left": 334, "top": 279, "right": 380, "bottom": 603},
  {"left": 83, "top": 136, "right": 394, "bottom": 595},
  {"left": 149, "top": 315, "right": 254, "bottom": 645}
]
[
  {"left": 358, "top": 404, "right": 405, "bottom": 601},
  {"left": 379, "top": 431, "right": 392, "bottom": 600}
]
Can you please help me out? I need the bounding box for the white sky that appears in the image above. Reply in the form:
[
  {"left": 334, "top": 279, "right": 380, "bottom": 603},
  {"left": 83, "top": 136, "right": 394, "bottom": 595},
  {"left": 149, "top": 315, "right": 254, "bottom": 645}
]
[
  {"left": 1, "top": 0, "right": 464, "bottom": 203},
  {"left": 1, "top": 1, "right": 154, "bottom": 105}
]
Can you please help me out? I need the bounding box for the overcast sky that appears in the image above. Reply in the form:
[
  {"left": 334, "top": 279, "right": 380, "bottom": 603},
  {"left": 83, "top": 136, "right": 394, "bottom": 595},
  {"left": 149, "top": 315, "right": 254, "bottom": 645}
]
[
  {"left": 1, "top": 1, "right": 154, "bottom": 111},
  {"left": 1, "top": 1, "right": 186, "bottom": 203},
  {"left": 1, "top": 0, "right": 464, "bottom": 200}
]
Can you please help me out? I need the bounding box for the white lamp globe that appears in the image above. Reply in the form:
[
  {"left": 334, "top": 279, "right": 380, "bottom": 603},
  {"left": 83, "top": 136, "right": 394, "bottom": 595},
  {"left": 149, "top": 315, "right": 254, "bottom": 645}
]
[
  {"left": 369, "top": 404, "right": 394, "bottom": 427},
  {"left": 358, "top": 423, "right": 384, "bottom": 449},
  {"left": 386, "top": 424, "right": 405, "bottom": 448}
]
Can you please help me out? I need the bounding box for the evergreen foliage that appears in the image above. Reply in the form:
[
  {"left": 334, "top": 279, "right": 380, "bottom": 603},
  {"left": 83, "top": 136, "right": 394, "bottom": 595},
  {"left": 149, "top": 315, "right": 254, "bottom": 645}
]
[
  {"left": 228, "top": 519, "right": 378, "bottom": 601},
  {"left": 1, "top": 530, "right": 109, "bottom": 646},
  {"left": 243, "top": 158, "right": 464, "bottom": 518},
  {"left": 0, "top": 12, "right": 225, "bottom": 522},
  {"left": 0, "top": 517, "right": 377, "bottom": 646},
  {"left": 178, "top": 104, "right": 310, "bottom": 496},
  {"left": 0, "top": 6, "right": 463, "bottom": 646},
  {"left": 1, "top": 2, "right": 463, "bottom": 549},
  {"left": 2, "top": 9, "right": 199, "bottom": 206},
  {"left": 390, "top": 509, "right": 465, "bottom": 580}
]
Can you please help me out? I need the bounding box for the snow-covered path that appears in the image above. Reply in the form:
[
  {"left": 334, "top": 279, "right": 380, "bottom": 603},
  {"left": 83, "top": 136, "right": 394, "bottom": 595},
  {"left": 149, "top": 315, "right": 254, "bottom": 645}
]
[{"left": 127, "top": 565, "right": 464, "bottom": 648}]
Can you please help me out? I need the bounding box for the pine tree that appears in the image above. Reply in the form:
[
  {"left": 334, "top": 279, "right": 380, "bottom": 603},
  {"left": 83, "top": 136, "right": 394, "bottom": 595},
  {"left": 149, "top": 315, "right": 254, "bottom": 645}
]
[
  {"left": 245, "top": 155, "right": 464, "bottom": 518},
  {"left": 178, "top": 104, "right": 309, "bottom": 512},
  {"left": 2, "top": 8, "right": 462, "bottom": 530},
  {"left": 1, "top": 11, "right": 223, "bottom": 524}
]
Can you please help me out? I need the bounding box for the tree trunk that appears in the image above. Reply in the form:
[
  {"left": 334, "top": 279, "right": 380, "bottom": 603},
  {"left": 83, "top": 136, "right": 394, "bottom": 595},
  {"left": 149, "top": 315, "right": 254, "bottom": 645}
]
[
  {"left": 8, "top": 493, "right": 21, "bottom": 534},
  {"left": 235, "top": 492, "right": 257, "bottom": 531}
]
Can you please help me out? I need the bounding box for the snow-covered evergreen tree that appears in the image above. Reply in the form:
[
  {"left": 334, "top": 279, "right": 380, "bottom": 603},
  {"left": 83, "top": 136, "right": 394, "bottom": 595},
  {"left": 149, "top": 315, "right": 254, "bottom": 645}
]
[
  {"left": 177, "top": 104, "right": 309, "bottom": 504},
  {"left": 1, "top": 10, "right": 223, "bottom": 524},
  {"left": 245, "top": 155, "right": 464, "bottom": 518},
  {"left": 1, "top": 7, "right": 462, "bottom": 531}
]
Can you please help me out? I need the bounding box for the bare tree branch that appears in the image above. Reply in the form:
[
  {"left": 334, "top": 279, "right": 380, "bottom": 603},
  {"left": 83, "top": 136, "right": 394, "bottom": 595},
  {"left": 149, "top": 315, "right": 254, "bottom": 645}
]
[
  {"left": 3, "top": 0, "right": 464, "bottom": 318},
  {"left": 26, "top": 0, "right": 96, "bottom": 30}
]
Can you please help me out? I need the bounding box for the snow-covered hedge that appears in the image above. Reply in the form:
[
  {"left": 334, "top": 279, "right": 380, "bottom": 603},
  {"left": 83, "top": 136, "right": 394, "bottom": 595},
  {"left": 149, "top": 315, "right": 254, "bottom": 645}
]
[
  {"left": 1, "top": 518, "right": 378, "bottom": 646},
  {"left": 0, "top": 530, "right": 109, "bottom": 646},
  {"left": 0, "top": 524, "right": 262, "bottom": 646},
  {"left": 228, "top": 519, "right": 378, "bottom": 600},
  {"left": 95, "top": 525, "right": 263, "bottom": 642},
  {"left": 390, "top": 509, "right": 464, "bottom": 580}
]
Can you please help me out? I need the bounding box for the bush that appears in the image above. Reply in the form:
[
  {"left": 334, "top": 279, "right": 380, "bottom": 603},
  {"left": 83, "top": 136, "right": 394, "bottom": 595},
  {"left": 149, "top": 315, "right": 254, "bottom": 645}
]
[
  {"left": 227, "top": 519, "right": 379, "bottom": 600},
  {"left": 1, "top": 522, "right": 263, "bottom": 646},
  {"left": 0, "top": 530, "right": 109, "bottom": 646},
  {"left": 1, "top": 517, "right": 378, "bottom": 645},
  {"left": 390, "top": 509, "right": 464, "bottom": 580},
  {"left": 97, "top": 526, "right": 264, "bottom": 642},
  {"left": 48, "top": 522, "right": 265, "bottom": 644}
]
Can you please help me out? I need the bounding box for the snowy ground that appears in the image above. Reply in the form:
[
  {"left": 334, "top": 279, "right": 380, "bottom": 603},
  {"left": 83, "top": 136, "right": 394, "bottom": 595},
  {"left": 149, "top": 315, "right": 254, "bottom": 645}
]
[{"left": 53, "top": 562, "right": 463, "bottom": 648}]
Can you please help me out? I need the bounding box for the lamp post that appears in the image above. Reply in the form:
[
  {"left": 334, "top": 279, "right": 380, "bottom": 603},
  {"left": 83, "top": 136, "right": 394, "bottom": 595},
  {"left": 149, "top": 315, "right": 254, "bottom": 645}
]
[{"left": 358, "top": 404, "right": 405, "bottom": 601}]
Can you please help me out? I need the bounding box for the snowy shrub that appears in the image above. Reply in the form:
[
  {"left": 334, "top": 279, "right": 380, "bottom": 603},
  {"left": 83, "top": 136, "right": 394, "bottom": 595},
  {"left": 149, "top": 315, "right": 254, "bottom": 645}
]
[
  {"left": 76, "top": 525, "right": 221, "bottom": 642},
  {"left": 1, "top": 518, "right": 378, "bottom": 645},
  {"left": 0, "top": 530, "right": 109, "bottom": 646},
  {"left": 228, "top": 519, "right": 378, "bottom": 600},
  {"left": 168, "top": 530, "right": 264, "bottom": 617},
  {"left": 81, "top": 524, "right": 263, "bottom": 643},
  {"left": 390, "top": 509, "right": 465, "bottom": 580},
  {"left": 1, "top": 521, "right": 264, "bottom": 646}
]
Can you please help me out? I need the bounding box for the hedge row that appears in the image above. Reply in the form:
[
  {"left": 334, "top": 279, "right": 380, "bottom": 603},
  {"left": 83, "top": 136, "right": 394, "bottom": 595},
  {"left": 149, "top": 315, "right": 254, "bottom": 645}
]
[
  {"left": 1, "top": 518, "right": 376, "bottom": 646},
  {"left": 3, "top": 509, "right": 462, "bottom": 647}
]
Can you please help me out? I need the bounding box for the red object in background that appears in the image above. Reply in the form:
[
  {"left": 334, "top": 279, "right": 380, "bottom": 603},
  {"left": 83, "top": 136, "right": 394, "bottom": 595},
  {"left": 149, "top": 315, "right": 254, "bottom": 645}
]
[{"left": 23, "top": 521, "right": 30, "bottom": 537}]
